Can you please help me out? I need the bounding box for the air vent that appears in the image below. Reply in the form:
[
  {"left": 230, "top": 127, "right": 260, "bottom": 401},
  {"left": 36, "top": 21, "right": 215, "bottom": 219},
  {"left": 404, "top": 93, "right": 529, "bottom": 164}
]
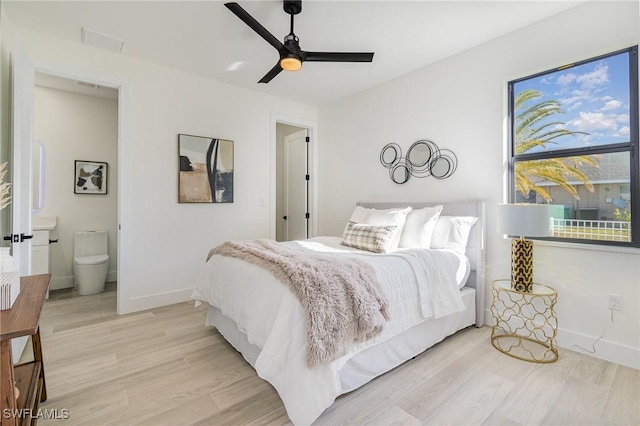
[
  {"left": 81, "top": 27, "right": 124, "bottom": 53},
  {"left": 76, "top": 81, "right": 100, "bottom": 89}
]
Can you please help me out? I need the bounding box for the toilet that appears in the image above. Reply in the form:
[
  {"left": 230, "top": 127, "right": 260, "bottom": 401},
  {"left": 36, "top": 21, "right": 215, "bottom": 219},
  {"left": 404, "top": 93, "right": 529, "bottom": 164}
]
[{"left": 73, "top": 231, "right": 109, "bottom": 295}]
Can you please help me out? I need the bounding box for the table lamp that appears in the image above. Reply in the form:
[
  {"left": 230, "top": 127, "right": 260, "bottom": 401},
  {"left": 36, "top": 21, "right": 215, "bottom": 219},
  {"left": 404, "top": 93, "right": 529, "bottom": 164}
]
[{"left": 497, "top": 204, "right": 551, "bottom": 292}]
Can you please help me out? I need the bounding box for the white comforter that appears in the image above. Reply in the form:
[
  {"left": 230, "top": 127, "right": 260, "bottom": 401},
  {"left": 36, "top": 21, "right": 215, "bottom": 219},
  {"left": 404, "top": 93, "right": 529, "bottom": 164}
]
[{"left": 191, "top": 237, "right": 469, "bottom": 425}]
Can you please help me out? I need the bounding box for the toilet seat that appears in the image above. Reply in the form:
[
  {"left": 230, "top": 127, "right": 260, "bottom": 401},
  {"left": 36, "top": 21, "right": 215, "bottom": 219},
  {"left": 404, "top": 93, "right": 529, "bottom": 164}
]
[{"left": 74, "top": 254, "right": 109, "bottom": 266}]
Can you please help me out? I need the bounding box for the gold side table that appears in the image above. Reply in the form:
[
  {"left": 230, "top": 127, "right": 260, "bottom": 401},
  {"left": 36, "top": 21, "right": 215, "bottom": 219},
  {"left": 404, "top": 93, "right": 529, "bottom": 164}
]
[{"left": 490, "top": 279, "right": 558, "bottom": 363}]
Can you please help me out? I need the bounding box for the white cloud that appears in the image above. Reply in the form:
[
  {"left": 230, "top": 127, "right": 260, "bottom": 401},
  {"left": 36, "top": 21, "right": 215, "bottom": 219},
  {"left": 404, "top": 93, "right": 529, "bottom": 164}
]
[
  {"left": 601, "top": 100, "right": 622, "bottom": 111},
  {"left": 567, "top": 101, "right": 583, "bottom": 111},
  {"left": 556, "top": 73, "right": 577, "bottom": 85},
  {"left": 568, "top": 111, "right": 617, "bottom": 131},
  {"left": 616, "top": 114, "right": 630, "bottom": 123},
  {"left": 576, "top": 64, "right": 609, "bottom": 89},
  {"left": 614, "top": 126, "right": 630, "bottom": 137}
]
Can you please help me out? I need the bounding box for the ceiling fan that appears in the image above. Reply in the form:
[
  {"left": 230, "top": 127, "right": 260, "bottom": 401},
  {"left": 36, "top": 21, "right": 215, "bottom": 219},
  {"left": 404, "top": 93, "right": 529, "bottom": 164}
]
[{"left": 225, "top": 0, "right": 375, "bottom": 83}]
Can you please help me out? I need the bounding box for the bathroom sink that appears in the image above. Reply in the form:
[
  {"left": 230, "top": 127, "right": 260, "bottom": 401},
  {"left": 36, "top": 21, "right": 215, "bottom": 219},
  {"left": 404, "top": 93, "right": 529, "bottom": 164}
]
[{"left": 33, "top": 216, "right": 57, "bottom": 230}]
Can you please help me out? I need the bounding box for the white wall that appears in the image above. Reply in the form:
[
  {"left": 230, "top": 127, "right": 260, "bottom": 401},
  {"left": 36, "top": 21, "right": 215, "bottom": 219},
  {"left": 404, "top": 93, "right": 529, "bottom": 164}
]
[
  {"left": 33, "top": 85, "right": 118, "bottom": 289},
  {"left": 15, "top": 27, "right": 318, "bottom": 313},
  {"left": 318, "top": 1, "right": 639, "bottom": 369}
]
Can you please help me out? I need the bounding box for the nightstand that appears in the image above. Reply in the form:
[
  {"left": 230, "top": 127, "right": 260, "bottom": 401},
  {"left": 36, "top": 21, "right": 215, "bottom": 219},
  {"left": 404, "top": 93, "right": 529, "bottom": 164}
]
[{"left": 490, "top": 279, "right": 558, "bottom": 363}]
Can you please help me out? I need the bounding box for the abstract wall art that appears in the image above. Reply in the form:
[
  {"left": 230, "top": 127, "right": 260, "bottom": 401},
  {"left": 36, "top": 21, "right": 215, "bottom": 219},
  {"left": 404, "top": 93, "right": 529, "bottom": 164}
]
[
  {"left": 178, "top": 134, "right": 234, "bottom": 203},
  {"left": 380, "top": 139, "right": 457, "bottom": 184},
  {"left": 74, "top": 160, "right": 108, "bottom": 194}
]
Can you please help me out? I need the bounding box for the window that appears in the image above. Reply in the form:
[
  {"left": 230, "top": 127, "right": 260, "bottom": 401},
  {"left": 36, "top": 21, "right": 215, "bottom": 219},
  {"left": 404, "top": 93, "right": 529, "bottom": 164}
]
[{"left": 508, "top": 46, "right": 639, "bottom": 247}]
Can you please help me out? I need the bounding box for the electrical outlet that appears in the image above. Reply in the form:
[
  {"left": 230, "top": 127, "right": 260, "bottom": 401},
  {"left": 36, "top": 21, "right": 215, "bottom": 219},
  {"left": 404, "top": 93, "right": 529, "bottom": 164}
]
[{"left": 609, "top": 294, "right": 623, "bottom": 311}]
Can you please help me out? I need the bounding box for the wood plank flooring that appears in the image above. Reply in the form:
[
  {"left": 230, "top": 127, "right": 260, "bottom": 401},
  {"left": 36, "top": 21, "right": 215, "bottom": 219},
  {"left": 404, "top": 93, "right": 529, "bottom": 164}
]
[{"left": 27, "top": 284, "right": 639, "bottom": 425}]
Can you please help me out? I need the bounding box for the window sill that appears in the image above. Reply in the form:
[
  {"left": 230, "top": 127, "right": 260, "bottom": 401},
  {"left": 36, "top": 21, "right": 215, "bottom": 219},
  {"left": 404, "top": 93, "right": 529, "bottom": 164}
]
[{"left": 533, "top": 239, "right": 640, "bottom": 255}]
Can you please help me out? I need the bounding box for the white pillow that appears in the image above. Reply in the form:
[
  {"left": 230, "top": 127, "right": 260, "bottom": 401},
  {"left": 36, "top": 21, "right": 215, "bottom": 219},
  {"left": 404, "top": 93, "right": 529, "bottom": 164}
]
[
  {"left": 344, "top": 206, "right": 412, "bottom": 251},
  {"left": 399, "top": 205, "right": 443, "bottom": 248},
  {"left": 431, "top": 216, "right": 478, "bottom": 254},
  {"left": 341, "top": 221, "right": 398, "bottom": 253}
]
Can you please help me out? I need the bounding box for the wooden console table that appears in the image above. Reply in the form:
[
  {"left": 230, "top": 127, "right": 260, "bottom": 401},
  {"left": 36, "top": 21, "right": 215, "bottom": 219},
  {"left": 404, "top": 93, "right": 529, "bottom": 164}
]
[{"left": 1, "top": 274, "right": 50, "bottom": 426}]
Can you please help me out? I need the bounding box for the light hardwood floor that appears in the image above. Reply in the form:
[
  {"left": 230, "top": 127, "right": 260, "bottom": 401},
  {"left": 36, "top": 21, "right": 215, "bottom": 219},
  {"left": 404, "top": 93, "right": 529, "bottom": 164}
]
[{"left": 29, "top": 284, "right": 639, "bottom": 426}]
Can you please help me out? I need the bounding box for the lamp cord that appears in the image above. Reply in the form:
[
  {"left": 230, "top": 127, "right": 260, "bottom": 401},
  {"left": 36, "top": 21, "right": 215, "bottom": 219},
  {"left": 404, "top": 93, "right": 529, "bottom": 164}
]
[{"left": 571, "top": 309, "right": 614, "bottom": 354}]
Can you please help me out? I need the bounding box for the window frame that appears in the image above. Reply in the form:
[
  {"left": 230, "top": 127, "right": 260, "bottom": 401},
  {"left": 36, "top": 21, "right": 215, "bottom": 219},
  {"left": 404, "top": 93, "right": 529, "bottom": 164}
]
[{"left": 507, "top": 46, "right": 639, "bottom": 248}]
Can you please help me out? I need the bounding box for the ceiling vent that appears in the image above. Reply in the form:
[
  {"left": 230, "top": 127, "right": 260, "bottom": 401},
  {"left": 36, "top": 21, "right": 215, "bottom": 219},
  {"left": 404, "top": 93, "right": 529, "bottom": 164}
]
[
  {"left": 81, "top": 27, "right": 124, "bottom": 53},
  {"left": 76, "top": 81, "right": 100, "bottom": 89}
]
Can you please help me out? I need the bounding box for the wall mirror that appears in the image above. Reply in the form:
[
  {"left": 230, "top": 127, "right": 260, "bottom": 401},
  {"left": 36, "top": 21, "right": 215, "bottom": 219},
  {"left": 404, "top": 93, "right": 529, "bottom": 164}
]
[
  {"left": 407, "top": 141, "right": 432, "bottom": 168},
  {"left": 32, "top": 140, "right": 45, "bottom": 212},
  {"left": 380, "top": 139, "right": 458, "bottom": 184}
]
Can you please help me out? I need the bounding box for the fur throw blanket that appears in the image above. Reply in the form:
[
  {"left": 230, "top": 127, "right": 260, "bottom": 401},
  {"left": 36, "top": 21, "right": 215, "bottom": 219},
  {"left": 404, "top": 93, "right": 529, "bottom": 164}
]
[{"left": 209, "top": 239, "right": 390, "bottom": 367}]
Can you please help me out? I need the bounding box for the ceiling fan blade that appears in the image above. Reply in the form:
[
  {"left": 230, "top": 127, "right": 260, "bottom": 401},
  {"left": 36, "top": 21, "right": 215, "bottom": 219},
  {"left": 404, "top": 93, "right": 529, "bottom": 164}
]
[
  {"left": 303, "top": 52, "right": 374, "bottom": 62},
  {"left": 225, "top": 2, "right": 284, "bottom": 51},
  {"left": 258, "top": 63, "right": 284, "bottom": 84}
]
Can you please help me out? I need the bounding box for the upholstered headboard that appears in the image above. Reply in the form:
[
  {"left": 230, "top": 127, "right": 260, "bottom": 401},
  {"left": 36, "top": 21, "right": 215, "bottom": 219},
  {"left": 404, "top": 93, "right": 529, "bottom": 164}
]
[{"left": 356, "top": 201, "right": 486, "bottom": 327}]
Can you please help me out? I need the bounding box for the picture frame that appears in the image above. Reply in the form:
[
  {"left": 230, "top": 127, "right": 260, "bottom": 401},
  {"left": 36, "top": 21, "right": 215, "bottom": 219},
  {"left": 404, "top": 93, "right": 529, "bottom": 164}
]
[
  {"left": 178, "top": 134, "right": 234, "bottom": 203},
  {"left": 74, "top": 160, "right": 108, "bottom": 195}
]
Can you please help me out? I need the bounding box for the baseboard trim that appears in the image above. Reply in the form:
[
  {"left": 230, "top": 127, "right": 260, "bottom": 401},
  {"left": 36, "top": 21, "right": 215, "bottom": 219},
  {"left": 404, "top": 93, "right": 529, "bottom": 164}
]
[
  {"left": 50, "top": 276, "right": 74, "bottom": 290},
  {"left": 51, "top": 270, "right": 117, "bottom": 291},
  {"left": 557, "top": 328, "right": 639, "bottom": 370},
  {"left": 119, "top": 288, "right": 193, "bottom": 314},
  {"left": 484, "top": 308, "right": 639, "bottom": 369}
]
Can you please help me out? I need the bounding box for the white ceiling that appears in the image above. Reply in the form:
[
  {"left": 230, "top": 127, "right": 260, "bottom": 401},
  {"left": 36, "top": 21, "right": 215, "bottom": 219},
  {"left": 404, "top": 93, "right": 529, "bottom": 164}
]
[{"left": 5, "top": 0, "right": 586, "bottom": 107}]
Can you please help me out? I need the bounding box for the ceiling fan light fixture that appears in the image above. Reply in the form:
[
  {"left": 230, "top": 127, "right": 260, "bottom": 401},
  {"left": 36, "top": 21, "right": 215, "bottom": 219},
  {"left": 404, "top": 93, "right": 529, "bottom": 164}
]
[{"left": 280, "top": 55, "right": 302, "bottom": 71}]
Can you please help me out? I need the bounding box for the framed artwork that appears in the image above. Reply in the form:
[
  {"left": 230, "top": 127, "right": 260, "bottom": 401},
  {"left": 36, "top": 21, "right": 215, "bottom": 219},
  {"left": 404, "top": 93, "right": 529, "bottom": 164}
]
[
  {"left": 178, "top": 134, "right": 234, "bottom": 203},
  {"left": 74, "top": 160, "right": 108, "bottom": 194}
]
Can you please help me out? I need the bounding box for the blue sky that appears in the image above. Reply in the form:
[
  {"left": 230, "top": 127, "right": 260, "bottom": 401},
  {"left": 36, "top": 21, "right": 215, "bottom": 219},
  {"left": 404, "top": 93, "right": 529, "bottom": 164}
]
[{"left": 514, "top": 51, "right": 630, "bottom": 151}]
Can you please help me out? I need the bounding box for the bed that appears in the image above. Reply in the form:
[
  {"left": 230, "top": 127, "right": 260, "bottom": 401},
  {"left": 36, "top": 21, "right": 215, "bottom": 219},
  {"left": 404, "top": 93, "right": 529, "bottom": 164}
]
[{"left": 192, "top": 201, "right": 486, "bottom": 425}]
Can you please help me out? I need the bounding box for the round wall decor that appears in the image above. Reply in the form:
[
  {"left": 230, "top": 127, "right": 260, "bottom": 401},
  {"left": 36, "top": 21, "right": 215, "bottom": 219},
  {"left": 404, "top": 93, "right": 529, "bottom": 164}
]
[{"left": 380, "top": 139, "right": 457, "bottom": 184}]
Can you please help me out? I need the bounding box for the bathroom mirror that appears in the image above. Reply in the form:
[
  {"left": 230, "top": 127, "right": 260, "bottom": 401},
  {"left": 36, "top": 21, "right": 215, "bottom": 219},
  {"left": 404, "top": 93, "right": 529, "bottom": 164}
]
[{"left": 32, "top": 140, "right": 45, "bottom": 212}]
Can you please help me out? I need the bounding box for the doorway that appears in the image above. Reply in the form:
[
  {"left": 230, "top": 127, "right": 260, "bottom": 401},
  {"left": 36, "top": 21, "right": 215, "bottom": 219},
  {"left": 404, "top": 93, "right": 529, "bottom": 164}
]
[
  {"left": 9, "top": 42, "right": 131, "bottom": 315},
  {"left": 273, "top": 115, "right": 318, "bottom": 242},
  {"left": 276, "top": 124, "right": 307, "bottom": 241},
  {"left": 32, "top": 72, "right": 119, "bottom": 298}
]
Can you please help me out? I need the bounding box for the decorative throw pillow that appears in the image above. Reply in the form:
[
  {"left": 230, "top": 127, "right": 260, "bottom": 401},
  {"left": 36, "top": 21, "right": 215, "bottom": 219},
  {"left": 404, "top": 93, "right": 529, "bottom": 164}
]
[
  {"left": 343, "top": 206, "right": 411, "bottom": 251},
  {"left": 399, "top": 205, "right": 443, "bottom": 248},
  {"left": 341, "top": 221, "right": 398, "bottom": 253},
  {"left": 431, "top": 216, "right": 478, "bottom": 254}
]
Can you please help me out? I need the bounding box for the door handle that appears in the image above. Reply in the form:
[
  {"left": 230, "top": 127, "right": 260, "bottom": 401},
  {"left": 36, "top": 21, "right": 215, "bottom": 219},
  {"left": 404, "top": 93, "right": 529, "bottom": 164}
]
[
  {"left": 282, "top": 216, "right": 287, "bottom": 220},
  {"left": 49, "top": 239, "right": 59, "bottom": 244},
  {"left": 20, "top": 233, "right": 34, "bottom": 242},
  {"left": 4, "top": 234, "right": 19, "bottom": 243}
]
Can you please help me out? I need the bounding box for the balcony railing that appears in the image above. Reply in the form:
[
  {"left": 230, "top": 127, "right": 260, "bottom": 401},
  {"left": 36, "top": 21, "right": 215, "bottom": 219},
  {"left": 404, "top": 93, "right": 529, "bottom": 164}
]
[{"left": 551, "top": 218, "right": 631, "bottom": 242}]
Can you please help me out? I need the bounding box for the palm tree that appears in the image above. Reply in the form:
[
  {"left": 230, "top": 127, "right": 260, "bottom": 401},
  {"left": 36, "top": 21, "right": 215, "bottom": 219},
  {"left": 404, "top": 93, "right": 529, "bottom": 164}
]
[{"left": 514, "top": 89, "right": 597, "bottom": 202}]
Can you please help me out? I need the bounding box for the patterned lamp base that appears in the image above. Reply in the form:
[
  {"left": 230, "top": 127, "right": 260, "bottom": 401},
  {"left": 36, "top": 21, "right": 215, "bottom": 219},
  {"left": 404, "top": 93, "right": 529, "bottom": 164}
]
[{"left": 511, "top": 238, "right": 533, "bottom": 292}]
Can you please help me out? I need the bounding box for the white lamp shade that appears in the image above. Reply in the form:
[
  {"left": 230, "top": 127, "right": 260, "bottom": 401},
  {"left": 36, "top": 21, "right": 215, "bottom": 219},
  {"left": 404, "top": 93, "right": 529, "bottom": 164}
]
[{"left": 497, "top": 204, "right": 551, "bottom": 237}]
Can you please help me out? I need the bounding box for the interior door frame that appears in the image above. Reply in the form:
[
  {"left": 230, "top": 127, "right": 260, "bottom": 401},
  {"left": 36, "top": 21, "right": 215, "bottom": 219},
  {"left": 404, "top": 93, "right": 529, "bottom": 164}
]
[
  {"left": 29, "top": 58, "right": 132, "bottom": 315},
  {"left": 283, "top": 128, "right": 308, "bottom": 241},
  {"left": 271, "top": 113, "right": 318, "bottom": 240}
]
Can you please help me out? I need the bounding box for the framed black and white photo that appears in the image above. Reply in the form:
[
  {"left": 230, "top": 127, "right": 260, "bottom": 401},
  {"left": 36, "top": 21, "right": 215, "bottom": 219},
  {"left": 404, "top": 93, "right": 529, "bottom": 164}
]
[
  {"left": 74, "top": 160, "right": 108, "bottom": 195},
  {"left": 178, "top": 134, "right": 234, "bottom": 203}
]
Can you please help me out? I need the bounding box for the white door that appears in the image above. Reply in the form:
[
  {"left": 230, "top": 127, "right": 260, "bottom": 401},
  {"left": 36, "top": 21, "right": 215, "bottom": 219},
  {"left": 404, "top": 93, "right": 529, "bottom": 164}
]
[
  {"left": 284, "top": 129, "right": 308, "bottom": 241},
  {"left": 10, "top": 37, "right": 34, "bottom": 276},
  {"left": 8, "top": 38, "right": 34, "bottom": 362}
]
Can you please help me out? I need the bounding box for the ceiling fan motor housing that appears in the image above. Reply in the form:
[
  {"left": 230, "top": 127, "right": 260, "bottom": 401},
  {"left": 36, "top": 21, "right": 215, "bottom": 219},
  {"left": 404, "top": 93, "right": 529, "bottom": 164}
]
[{"left": 283, "top": 0, "right": 302, "bottom": 15}]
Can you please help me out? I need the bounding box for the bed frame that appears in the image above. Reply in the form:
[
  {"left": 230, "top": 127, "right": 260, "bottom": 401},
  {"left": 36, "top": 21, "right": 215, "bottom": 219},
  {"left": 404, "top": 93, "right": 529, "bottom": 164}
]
[{"left": 357, "top": 201, "right": 486, "bottom": 326}]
